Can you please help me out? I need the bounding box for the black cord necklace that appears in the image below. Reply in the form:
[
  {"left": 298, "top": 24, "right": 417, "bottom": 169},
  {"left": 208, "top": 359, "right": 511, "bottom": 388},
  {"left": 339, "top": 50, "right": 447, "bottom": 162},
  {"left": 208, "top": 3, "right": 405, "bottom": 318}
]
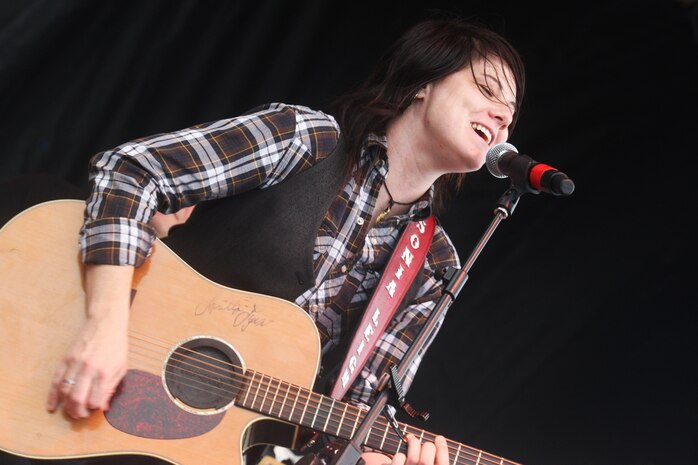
[
  {"left": 376, "top": 181, "right": 413, "bottom": 223},
  {"left": 385, "top": 181, "right": 413, "bottom": 206}
]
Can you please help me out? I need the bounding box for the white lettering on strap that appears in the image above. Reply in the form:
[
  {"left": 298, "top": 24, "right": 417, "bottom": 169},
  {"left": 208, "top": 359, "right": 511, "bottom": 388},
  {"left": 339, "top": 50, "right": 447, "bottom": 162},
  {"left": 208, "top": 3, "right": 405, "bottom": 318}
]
[
  {"left": 395, "top": 264, "right": 404, "bottom": 279},
  {"left": 357, "top": 339, "right": 366, "bottom": 355},
  {"left": 386, "top": 280, "right": 397, "bottom": 298},
  {"left": 349, "top": 356, "right": 357, "bottom": 373},
  {"left": 401, "top": 247, "right": 414, "bottom": 267},
  {"left": 363, "top": 323, "right": 374, "bottom": 341},
  {"left": 410, "top": 234, "right": 420, "bottom": 249},
  {"left": 372, "top": 308, "right": 380, "bottom": 326}
]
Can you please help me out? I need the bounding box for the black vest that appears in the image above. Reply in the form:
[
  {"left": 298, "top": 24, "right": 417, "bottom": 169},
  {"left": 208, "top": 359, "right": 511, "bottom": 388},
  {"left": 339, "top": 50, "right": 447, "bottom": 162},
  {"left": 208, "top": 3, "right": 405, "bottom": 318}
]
[{"left": 163, "top": 141, "right": 348, "bottom": 302}]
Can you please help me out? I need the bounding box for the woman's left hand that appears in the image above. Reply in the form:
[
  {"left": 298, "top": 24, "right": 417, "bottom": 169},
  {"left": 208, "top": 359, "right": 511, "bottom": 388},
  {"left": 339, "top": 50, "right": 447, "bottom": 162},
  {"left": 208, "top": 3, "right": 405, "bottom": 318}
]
[{"left": 361, "top": 434, "right": 449, "bottom": 465}]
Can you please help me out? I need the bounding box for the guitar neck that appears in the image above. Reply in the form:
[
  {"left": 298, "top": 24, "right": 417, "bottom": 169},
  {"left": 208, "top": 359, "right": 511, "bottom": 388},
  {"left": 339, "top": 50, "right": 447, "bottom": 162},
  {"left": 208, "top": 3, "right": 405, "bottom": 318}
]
[{"left": 236, "top": 369, "right": 521, "bottom": 465}]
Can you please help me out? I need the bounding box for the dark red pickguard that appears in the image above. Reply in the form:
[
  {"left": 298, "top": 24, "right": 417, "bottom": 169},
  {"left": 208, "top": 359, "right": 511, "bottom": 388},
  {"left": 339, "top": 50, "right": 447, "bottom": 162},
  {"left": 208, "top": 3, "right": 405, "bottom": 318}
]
[{"left": 104, "top": 369, "right": 225, "bottom": 439}]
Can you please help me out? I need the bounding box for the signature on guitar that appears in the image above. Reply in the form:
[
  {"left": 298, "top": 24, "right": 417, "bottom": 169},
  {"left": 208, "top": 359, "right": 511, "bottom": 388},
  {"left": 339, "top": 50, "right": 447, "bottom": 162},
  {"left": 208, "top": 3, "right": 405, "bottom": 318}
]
[{"left": 194, "top": 299, "right": 274, "bottom": 331}]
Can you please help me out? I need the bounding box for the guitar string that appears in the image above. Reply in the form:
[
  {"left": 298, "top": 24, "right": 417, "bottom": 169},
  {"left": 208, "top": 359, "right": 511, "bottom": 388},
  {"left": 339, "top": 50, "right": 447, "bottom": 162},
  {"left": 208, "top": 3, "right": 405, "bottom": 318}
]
[
  {"left": 128, "top": 344, "right": 511, "bottom": 465},
  {"left": 128, "top": 332, "right": 514, "bottom": 465},
  {"left": 128, "top": 334, "right": 513, "bottom": 465},
  {"left": 126, "top": 330, "right": 517, "bottom": 465},
  {"left": 128, "top": 337, "right": 371, "bottom": 428}
]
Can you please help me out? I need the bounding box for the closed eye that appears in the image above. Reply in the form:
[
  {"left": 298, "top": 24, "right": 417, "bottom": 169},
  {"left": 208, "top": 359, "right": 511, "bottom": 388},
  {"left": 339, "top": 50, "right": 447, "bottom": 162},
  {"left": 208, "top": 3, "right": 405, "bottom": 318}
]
[
  {"left": 479, "top": 83, "right": 515, "bottom": 116},
  {"left": 479, "top": 84, "right": 495, "bottom": 97}
]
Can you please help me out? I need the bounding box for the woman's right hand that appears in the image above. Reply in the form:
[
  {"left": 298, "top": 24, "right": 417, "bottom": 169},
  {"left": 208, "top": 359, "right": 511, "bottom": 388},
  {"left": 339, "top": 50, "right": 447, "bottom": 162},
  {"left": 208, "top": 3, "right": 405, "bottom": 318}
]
[{"left": 46, "top": 264, "right": 134, "bottom": 419}]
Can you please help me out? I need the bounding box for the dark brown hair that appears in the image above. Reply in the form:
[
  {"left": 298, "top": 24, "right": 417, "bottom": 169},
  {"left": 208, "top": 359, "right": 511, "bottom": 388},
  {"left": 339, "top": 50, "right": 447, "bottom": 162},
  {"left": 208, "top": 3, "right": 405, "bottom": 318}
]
[{"left": 332, "top": 17, "right": 526, "bottom": 210}]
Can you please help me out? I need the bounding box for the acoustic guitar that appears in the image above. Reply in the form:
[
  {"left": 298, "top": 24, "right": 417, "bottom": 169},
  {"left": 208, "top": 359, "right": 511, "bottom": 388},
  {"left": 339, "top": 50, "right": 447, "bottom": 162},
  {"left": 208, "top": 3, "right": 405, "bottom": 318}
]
[{"left": 0, "top": 200, "right": 521, "bottom": 465}]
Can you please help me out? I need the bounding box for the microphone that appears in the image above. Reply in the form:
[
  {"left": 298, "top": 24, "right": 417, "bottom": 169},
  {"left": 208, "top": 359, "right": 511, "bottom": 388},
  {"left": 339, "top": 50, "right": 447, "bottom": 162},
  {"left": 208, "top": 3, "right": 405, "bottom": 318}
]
[{"left": 486, "top": 142, "right": 575, "bottom": 196}]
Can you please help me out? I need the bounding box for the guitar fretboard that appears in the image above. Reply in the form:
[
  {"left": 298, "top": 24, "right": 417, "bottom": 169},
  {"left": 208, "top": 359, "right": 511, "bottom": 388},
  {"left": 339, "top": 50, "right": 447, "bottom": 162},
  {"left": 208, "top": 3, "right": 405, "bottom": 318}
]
[{"left": 236, "top": 370, "right": 521, "bottom": 465}]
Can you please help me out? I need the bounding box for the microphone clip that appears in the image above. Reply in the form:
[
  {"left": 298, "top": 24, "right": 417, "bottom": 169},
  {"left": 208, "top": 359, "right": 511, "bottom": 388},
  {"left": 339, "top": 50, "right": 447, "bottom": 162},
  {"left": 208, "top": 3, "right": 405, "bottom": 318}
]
[{"left": 502, "top": 153, "right": 542, "bottom": 196}]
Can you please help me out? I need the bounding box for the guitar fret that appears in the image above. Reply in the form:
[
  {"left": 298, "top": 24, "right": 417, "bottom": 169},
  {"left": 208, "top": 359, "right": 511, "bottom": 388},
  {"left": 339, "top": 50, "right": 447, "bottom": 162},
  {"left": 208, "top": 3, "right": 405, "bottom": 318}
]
[
  {"left": 337, "top": 403, "right": 348, "bottom": 436},
  {"left": 279, "top": 383, "right": 290, "bottom": 419},
  {"left": 270, "top": 379, "right": 281, "bottom": 415},
  {"left": 261, "top": 376, "right": 273, "bottom": 413},
  {"left": 241, "top": 371, "right": 255, "bottom": 408},
  {"left": 290, "top": 387, "right": 301, "bottom": 422},
  {"left": 452, "top": 443, "right": 461, "bottom": 465},
  {"left": 322, "top": 399, "right": 335, "bottom": 432},
  {"left": 259, "top": 377, "right": 270, "bottom": 413},
  {"left": 252, "top": 373, "right": 265, "bottom": 412},
  {"left": 299, "top": 391, "right": 310, "bottom": 426},
  {"left": 310, "top": 394, "right": 320, "bottom": 429},
  {"left": 379, "top": 421, "right": 389, "bottom": 450},
  {"left": 261, "top": 375, "right": 271, "bottom": 412},
  {"left": 351, "top": 409, "right": 360, "bottom": 438},
  {"left": 475, "top": 451, "right": 482, "bottom": 465},
  {"left": 394, "top": 427, "right": 405, "bottom": 456}
]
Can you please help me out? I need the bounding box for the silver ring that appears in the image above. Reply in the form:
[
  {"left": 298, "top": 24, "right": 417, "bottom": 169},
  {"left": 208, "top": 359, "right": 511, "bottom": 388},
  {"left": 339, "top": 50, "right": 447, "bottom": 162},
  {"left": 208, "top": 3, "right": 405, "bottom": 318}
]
[{"left": 63, "top": 378, "right": 77, "bottom": 386}]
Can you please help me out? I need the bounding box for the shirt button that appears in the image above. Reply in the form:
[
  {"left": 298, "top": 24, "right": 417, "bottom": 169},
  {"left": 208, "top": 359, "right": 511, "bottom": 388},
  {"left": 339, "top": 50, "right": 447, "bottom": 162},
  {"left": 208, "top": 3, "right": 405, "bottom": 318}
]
[
  {"left": 341, "top": 265, "right": 348, "bottom": 273},
  {"left": 356, "top": 217, "right": 365, "bottom": 225},
  {"left": 310, "top": 304, "right": 319, "bottom": 314}
]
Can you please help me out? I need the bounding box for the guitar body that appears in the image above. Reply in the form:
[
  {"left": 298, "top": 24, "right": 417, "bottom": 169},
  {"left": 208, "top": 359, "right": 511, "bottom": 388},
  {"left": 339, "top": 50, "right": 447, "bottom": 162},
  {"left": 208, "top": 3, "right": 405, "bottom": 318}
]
[{"left": 0, "top": 200, "right": 321, "bottom": 464}]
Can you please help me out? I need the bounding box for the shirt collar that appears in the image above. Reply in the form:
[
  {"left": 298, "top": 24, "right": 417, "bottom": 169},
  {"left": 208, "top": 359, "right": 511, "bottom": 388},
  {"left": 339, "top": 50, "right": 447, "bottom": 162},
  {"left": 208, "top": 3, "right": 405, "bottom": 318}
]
[{"left": 365, "top": 134, "right": 433, "bottom": 224}]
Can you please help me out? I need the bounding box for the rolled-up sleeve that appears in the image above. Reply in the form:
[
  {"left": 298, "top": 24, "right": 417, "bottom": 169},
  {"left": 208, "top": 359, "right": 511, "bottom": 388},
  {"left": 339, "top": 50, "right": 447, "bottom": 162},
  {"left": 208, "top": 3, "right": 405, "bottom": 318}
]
[{"left": 80, "top": 103, "right": 339, "bottom": 266}]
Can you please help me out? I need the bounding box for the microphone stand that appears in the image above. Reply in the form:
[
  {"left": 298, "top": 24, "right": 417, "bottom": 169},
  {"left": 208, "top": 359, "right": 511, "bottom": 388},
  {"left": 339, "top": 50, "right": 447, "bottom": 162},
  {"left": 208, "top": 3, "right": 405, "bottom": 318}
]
[{"left": 328, "top": 185, "right": 525, "bottom": 465}]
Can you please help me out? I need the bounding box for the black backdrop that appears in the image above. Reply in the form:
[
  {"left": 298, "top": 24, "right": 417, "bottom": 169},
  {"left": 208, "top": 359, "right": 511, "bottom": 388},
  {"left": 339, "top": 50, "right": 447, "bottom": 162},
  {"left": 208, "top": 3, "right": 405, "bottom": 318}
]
[{"left": 1, "top": 1, "right": 697, "bottom": 465}]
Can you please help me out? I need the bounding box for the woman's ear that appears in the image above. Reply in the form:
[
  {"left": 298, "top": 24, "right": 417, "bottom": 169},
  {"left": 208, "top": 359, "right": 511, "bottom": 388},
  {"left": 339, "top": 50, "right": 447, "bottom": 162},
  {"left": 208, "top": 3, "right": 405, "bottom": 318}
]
[{"left": 413, "top": 83, "right": 432, "bottom": 101}]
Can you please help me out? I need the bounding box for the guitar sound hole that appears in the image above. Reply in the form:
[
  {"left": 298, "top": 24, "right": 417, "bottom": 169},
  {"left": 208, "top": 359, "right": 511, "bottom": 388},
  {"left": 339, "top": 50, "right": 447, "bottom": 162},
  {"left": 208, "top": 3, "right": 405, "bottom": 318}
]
[{"left": 164, "top": 337, "right": 244, "bottom": 412}]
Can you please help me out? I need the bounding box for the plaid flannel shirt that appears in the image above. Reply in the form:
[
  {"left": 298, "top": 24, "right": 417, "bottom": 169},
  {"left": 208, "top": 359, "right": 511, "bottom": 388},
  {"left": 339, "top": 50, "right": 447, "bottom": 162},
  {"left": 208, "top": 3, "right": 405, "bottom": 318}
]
[{"left": 81, "top": 102, "right": 460, "bottom": 407}]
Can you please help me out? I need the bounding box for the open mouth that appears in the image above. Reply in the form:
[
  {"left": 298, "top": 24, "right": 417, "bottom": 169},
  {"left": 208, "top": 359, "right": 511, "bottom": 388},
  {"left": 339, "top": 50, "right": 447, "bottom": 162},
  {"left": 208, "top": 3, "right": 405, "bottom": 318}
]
[{"left": 471, "top": 123, "right": 492, "bottom": 145}]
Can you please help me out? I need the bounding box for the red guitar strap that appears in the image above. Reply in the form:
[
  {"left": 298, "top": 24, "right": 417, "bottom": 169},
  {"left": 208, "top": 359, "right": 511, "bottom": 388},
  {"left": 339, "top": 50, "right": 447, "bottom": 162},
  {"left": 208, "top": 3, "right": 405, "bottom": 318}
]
[{"left": 330, "top": 215, "right": 436, "bottom": 400}]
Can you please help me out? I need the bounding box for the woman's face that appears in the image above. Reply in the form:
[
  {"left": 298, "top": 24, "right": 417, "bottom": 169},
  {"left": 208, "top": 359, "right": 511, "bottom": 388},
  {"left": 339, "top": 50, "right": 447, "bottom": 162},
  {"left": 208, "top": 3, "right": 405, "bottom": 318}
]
[{"left": 417, "top": 57, "right": 517, "bottom": 174}]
